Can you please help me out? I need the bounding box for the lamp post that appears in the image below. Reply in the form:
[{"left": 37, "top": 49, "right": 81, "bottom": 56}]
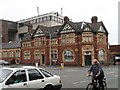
[{"left": 49, "top": 33, "right": 52, "bottom": 66}]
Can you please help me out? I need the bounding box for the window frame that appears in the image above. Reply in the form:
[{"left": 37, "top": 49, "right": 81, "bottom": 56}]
[
  {"left": 63, "top": 49, "right": 74, "bottom": 62},
  {"left": 27, "top": 69, "right": 44, "bottom": 81}
]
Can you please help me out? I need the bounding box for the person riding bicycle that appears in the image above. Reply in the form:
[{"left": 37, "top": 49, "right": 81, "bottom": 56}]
[{"left": 87, "top": 59, "right": 105, "bottom": 90}]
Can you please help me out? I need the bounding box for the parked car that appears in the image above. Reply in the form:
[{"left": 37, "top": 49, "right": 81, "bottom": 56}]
[
  {"left": 0, "top": 66, "right": 62, "bottom": 90},
  {"left": 0, "top": 60, "right": 11, "bottom": 65}
]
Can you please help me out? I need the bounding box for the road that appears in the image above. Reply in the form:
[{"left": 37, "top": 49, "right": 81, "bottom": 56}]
[
  {"left": 43, "top": 65, "right": 119, "bottom": 89},
  {"left": 0, "top": 64, "right": 119, "bottom": 89}
]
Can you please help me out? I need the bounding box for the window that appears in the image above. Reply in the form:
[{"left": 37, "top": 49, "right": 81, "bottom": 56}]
[
  {"left": 0, "top": 69, "right": 13, "bottom": 83},
  {"left": 39, "top": 69, "right": 53, "bottom": 77},
  {"left": 34, "top": 37, "right": 45, "bottom": 46},
  {"left": 99, "top": 49, "right": 105, "bottom": 64},
  {"left": 36, "top": 19, "right": 39, "bottom": 23},
  {"left": 15, "top": 50, "right": 20, "bottom": 58},
  {"left": 3, "top": 51, "right": 8, "bottom": 58},
  {"left": 22, "top": 42, "right": 31, "bottom": 47},
  {"left": 28, "top": 69, "right": 44, "bottom": 81},
  {"left": 61, "top": 33, "right": 75, "bottom": 44},
  {"left": 98, "top": 34, "right": 105, "bottom": 43},
  {"left": 42, "top": 17, "right": 44, "bottom": 22},
  {"left": 51, "top": 39, "right": 58, "bottom": 45},
  {"left": 82, "top": 32, "right": 93, "bottom": 42},
  {"left": 51, "top": 50, "right": 58, "bottom": 59},
  {"left": 6, "top": 70, "right": 27, "bottom": 84},
  {"left": 64, "top": 50, "right": 74, "bottom": 62},
  {"left": 0, "top": 52, "right": 2, "bottom": 58},
  {"left": 34, "top": 50, "right": 40, "bottom": 59},
  {"left": 44, "top": 16, "right": 47, "bottom": 22},
  {"left": 9, "top": 51, "right": 14, "bottom": 58},
  {"left": 24, "top": 51, "right": 30, "bottom": 60}
]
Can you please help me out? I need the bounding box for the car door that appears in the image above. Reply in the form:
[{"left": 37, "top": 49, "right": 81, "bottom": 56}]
[
  {"left": 4, "top": 70, "right": 28, "bottom": 88},
  {"left": 27, "top": 69, "right": 45, "bottom": 89}
]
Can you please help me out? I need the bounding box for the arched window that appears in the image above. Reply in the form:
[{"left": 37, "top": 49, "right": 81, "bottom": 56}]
[
  {"left": 64, "top": 50, "right": 74, "bottom": 62},
  {"left": 99, "top": 49, "right": 105, "bottom": 64}
]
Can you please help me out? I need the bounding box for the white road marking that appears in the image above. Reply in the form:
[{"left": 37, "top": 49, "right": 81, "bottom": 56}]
[
  {"left": 106, "top": 72, "right": 115, "bottom": 75},
  {"left": 80, "top": 80, "right": 86, "bottom": 83},
  {"left": 62, "top": 75, "right": 68, "bottom": 77},
  {"left": 73, "top": 82, "right": 79, "bottom": 84},
  {"left": 65, "top": 69, "right": 78, "bottom": 71},
  {"left": 114, "top": 75, "right": 118, "bottom": 77}
]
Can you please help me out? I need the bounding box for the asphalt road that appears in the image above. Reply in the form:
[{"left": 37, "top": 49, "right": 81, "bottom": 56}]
[
  {"left": 43, "top": 65, "right": 119, "bottom": 89},
  {"left": 0, "top": 64, "right": 119, "bottom": 89}
]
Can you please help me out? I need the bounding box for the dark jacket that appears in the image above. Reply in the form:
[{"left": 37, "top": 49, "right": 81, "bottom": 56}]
[{"left": 88, "top": 63, "right": 104, "bottom": 77}]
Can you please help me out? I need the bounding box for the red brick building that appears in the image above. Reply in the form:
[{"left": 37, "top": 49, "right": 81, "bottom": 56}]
[
  {"left": 109, "top": 45, "right": 120, "bottom": 64},
  {"left": 21, "top": 16, "right": 109, "bottom": 66},
  {"left": 0, "top": 41, "right": 21, "bottom": 64}
]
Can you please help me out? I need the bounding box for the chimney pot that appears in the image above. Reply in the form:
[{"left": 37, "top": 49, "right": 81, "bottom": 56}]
[
  {"left": 91, "top": 16, "right": 98, "bottom": 23},
  {"left": 64, "top": 16, "right": 69, "bottom": 23}
]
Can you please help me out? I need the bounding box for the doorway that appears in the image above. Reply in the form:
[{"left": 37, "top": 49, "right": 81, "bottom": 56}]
[
  {"left": 85, "top": 55, "right": 91, "bottom": 65},
  {"left": 42, "top": 54, "right": 45, "bottom": 64}
]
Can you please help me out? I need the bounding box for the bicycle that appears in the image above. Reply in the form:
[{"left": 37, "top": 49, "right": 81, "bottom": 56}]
[{"left": 86, "top": 75, "right": 107, "bottom": 90}]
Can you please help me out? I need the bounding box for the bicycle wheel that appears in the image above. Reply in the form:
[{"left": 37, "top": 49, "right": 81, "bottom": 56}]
[
  {"left": 103, "top": 81, "right": 107, "bottom": 90},
  {"left": 86, "top": 83, "right": 94, "bottom": 90}
]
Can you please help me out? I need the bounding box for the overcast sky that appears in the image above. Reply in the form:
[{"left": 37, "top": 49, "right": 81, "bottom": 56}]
[{"left": 0, "top": 0, "right": 119, "bottom": 45}]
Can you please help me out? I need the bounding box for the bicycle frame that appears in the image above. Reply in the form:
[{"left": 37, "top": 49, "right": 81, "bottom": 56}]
[{"left": 86, "top": 75, "right": 107, "bottom": 90}]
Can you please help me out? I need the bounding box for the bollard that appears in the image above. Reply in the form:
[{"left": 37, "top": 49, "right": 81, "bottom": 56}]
[
  {"left": 35, "top": 63, "right": 38, "bottom": 67},
  {"left": 60, "top": 63, "right": 64, "bottom": 69}
]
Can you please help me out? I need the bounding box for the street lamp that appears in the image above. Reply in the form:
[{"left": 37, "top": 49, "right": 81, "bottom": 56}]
[{"left": 49, "top": 33, "right": 52, "bottom": 66}]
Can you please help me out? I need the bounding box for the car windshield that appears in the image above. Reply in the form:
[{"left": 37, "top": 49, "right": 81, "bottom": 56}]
[{"left": 0, "top": 69, "right": 13, "bottom": 83}]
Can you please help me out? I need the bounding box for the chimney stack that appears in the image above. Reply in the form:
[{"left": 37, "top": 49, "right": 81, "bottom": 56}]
[
  {"left": 64, "top": 16, "right": 69, "bottom": 23},
  {"left": 91, "top": 16, "right": 98, "bottom": 23}
]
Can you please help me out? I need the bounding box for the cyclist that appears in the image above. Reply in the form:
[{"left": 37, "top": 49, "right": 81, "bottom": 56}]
[{"left": 87, "top": 59, "right": 105, "bottom": 90}]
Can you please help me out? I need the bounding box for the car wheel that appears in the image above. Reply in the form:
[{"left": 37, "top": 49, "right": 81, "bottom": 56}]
[
  {"left": 2, "top": 63, "right": 5, "bottom": 65},
  {"left": 44, "top": 85, "right": 54, "bottom": 90}
]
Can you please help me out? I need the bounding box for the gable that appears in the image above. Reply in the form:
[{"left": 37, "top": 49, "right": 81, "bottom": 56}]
[
  {"left": 60, "top": 24, "right": 75, "bottom": 34},
  {"left": 81, "top": 22, "right": 86, "bottom": 29},
  {"left": 98, "top": 25, "right": 105, "bottom": 32},
  {"left": 34, "top": 28, "right": 45, "bottom": 37}
]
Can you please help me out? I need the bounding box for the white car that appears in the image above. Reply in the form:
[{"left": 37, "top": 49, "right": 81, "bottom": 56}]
[{"left": 0, "top": 66, "right": 62, "bottom": 90}]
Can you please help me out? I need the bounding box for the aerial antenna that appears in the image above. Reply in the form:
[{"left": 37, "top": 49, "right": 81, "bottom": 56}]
[
  {"left": 61, "top": 7, "right": 63, "bottom": 16},
  {"left": 37, "top": 7, "right": 39, "bottom": 16}
]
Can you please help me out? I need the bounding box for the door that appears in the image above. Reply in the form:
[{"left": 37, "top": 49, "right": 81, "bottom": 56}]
[
  {"left": 27, "top": 69, "right": 45, "bottom": 88},
  {"left": 85, "top": 55, "right": 91, "bottom": 65},
  {"left": 42, "top": 54, "right": 45, "bottom": 64},
  {"left": 5, "top": 70, "right": 28, "bottom": 88}
]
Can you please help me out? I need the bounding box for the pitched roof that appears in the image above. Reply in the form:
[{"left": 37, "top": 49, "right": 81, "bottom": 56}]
[
  {"left": 22, "top": 25, "right": 62, "bottom": 41},
  {"left": 0, "top": 41, "right": 21, "bottom": 49},
  {"left": 22, "top": 20, "right": 108, "bottom": 41},
  {"left": 88, "top": 21, "right": 108, "bottom": 34}
]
